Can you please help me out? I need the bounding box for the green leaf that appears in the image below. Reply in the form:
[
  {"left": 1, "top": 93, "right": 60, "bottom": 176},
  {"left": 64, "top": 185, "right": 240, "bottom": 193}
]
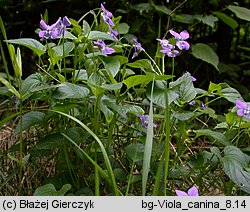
[
  {"left": 52, "top": 82, "right": 89, "bottom": 99},
  {"left": 15, "top": 111, "right": 46, "bottom": 135},
  {"left": 0, "top": 74, "right": 20, "bottom": 98},
  {"left": 172, "top": 111, "right": 195, "bottom": 121},
  {"left": 125, "top": 143, "right": 145, "bottom": 162},
  {"left": 221, "top": 146, "right": 250, "bottom": 194},
  {"left": 195, "top": 15, "right": 218, "bottom": 28},
  {"left": 142, "top": 80, "right": 155, "bottom": 195},
  {"left": 194, "top": 129, "right": 231, "bottom": 146},
  {"left": 114, "top": 23, "right": 130, "bottom": 34},
  {"left": 127, "top": 59, "right": 152, "bottom": 69},
  {"left": 153, "top": 4, "right": 171, "bottom": 15},
  {"left": 88, "top": 31, "right": 115, "bottom": 41},
  {"left": 103, "top": 56, "right": 121, "bottom": 77},
  {"left": 123, "top": 72, "right": 173, "bottom": 90},
  {"left": 147, "top": 80, "right": 179, "bottom": 108},
  {"left": 51, "top": 42, "right": 75, "bottom": 57},
  {"left": 191, "top": 43, "right": 219, "bottom": 70},
  {"left": 213, "top": 11, "right": 238, "bottom": 29},
  {"left": 34, "top": 133, "right": 65, "bottom": 150},
  {"left": 34, "top": 183, "right": 71, "bottom": 196},
  {"left": 170, "top": 72, "right": 197, "bottom": 104},
  {"left": 218, "top": 83, "right": 243, "bottom": 103},
  {"left": 6, "top": 38, "right": 46, "bottom": 57},
  {"left": 228, "top": 5, "right": 250, "bottom": 21}
]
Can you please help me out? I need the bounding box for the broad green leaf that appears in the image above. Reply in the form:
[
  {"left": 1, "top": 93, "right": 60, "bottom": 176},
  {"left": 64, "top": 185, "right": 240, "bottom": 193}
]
[
  {"left": 15, "top": 111, "right": 46, "bottom": 135},
  {"left": 172, "top": 111, "right": 195, "bottom": 121},
  {"left": 147, "top": 80, "right": 179, "bottom": 108},
  {"left": 125, "top": 143, "right": 145, "bottom": 162},
  {"left": 22, "top": 73, "right": 43, "bottom": 95},
  {"left": 82, "top": 20, "right": 91, "bottom": 36},
  {"left": 0, "top": 74, "right": 20, "bottom": 98},
  {"left": 34, "top": 183, "right": 71, "bottom": 196},
  {"left": 195, "top": 129, "right": 231, "bottom": 146},
  {"left": 170, "top": 72, "right": 197, "bottom": 104},
  {"left": 6, "top": 38, "right": 46, "bottom": 57},
  {"left": 52, "top": 82, "right": 89, "bottom": 99},
  {"left": 221, "top": 146, "right": 250, "bottom": 194},
  {"left": 228, "top": 5, "right": 250, "bottom": 21},
  {"left": 127, "top": 59, "right": 152, "bottom": 70},
  {"left": 213, "top": 11, "right": 238, "bottom": 29},
  {"left": 34, "top": 133, "right": 65, "bottom": 150},
  {"left": 88, "top": 31, "right": 115, "bottom": 41},
  {"left": 218, "top": 83, "right": 243, "bottom": 103},
  {"left": 101, "top": 83, "right": 122, "bottom": 90},
  {"left": 103, "top": 57, "right": 121, "bottom": 77},
  {"left": 208, "top": 82, "right": 222, "bottom": 93},
  {"left": 100, "top": 103, "right": 114, "bottom": 124},
  {"left": 114, "top": 23, "right": 130, "bottom": 34},
  {"left": 123, "top": 72, "right": 173, "bottom": 90},
  {"left": 195, "top": 15, "right": 218, "bottom": 28},
  {"left": 131, "top": 3, "right": 153, "bottom": 11},
  {"left": 51, "top": 42, "right": 75, "bottom": 57},
  {"left": 191, "top": 43, "right": 219, "bottom": 70},
  {"left": 72, "top": 69, "right": 88, "bottom": 81},
  {"left": 153, "top": 4, "right": 172, "bottom": 15}
]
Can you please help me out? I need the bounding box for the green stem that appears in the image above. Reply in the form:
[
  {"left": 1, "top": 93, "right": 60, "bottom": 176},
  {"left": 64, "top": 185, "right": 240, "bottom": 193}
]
[
  {"left": 236, "top": 117, "right": 242, "bottom": 146},
  {"left": 164, "top": 86, "right": 171, "bottom": 196},
  {"left": 18, "top": 78, "right": 23, "bottom": 195},
  {"left": 143, "top": 51, "right": 162, "bottom": 75}
]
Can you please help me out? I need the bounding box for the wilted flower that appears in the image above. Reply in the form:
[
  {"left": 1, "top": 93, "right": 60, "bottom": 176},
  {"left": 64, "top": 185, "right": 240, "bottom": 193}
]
[
  {"left": 39, "top": 19, "right": 59, "bottom": 39},
  {"left": 169, "top": 29, "right": 190, "bottom": 50},
  {"left": 93, "top": 40, "right": 115, "bottom": 55},
  {"left": 176, "top": 186, "right": 199, "bottom": 196},
  {"left": 108, "top": 26, "right": 118, "bottom": 40},
  {"left": 132, "top": 38, "right": 145, "bottom": 59},
  {"left": 56, "top": 16, "right": 71, "bottom": 36},
  {"left": 101, "top": 3, "right": 115, "bottom": 26},
  {"left": 236, "top": 99, "right": 250, "bottom": 119},
  {"left": 136, "top": 114, "right": 157, "bottom": 129}
]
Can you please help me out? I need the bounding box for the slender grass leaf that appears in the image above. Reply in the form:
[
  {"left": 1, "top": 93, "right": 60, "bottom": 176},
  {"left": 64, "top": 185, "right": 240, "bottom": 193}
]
[
  {"left": 228, "top": 5, "right": 250, "bottom": 21},
  {"left": 0, "top": 74, "right": 20, "bottom": 98},
  {"left": 6, "top": 38, "right": 46, "bottom": 57},
  {"left": 142, "top": 76, "right": 155, "bottom": 196},
  {"left": 191, "top": 43, "right": 219, "bottom": 71},
  {"left": 51, "top": 110, "right": 119, "bottom": 195}
]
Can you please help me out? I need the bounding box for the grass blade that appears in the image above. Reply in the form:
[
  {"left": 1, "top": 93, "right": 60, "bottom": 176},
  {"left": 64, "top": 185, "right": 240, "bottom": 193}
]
[{"left": 142, "top": 77, "right": 155, "bottom": 196}]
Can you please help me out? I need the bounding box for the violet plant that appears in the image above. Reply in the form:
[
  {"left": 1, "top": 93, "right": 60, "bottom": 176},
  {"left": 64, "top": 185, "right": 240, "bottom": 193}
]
[{"left": 1, "top": 2, "right": 250, "bottom": 196}]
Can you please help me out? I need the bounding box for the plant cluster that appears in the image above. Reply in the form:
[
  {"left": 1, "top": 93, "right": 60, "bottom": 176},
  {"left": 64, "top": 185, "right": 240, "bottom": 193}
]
[{"left": 0, "top": 2, "right": 250, "bottom": 196}]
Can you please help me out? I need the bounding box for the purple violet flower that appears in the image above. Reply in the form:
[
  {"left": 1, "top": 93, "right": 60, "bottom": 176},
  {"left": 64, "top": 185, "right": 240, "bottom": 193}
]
[
  {"left": 160, "top": 44, "right": 179, "bottom": 57},
  {"left": 39, "top": 19, "right": 59, "bottom": 39},
  {"left": 101, "top": 3, "right": 115, "bottom": 26},
  {"left": 136, "top": 114, "right": 157, "bottom": 129},
  {"left": 189, "top": 100, "right": 196, "bottom": 106},
  {"left": 157, "top": 38, "right": 171, "bottom": 49},
  {"left": 132, "top": 38, "right": 145, "bottom": 59},
  {"left": 200, "top": 102, "right": 206, "bottom": 110},
  {"left": 191, "top": 76, "right": 196, "bottom": 82},
  {"left": 176, "top": 186, "right": 199, "bottom": 196},
  {"left": 236, "top": 99, "right": 250, "bottom": 119},
  {"left": 93, "top": 40, "right": 115, "bottom": 55},
  {"left": 108, "top": 26, "right": 118, "bottom": 40},
  {"left": 169, "top": 29, "right": 190, "bottom": 50},
  {"left": 56, "top": 16, "right": 71, "bottom": 36}
]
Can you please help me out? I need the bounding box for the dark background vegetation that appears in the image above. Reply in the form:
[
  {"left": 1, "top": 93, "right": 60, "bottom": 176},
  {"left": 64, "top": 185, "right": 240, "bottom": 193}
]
[{"left": 0, "top": 0, "right": 250, "bottom": 98}]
